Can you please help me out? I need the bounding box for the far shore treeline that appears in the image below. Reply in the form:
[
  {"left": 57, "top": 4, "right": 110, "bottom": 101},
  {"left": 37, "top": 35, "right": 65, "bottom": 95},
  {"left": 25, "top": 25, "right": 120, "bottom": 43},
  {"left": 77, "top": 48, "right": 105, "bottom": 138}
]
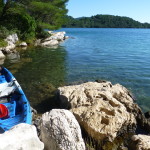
[
  {"left": 63, "top": 15, "right": 150, "bottom": 28},
  {"left": 1, "top": 0, "right": 150, "bottom": 48},
  {"left": 0, "top": 0, "right": 68, "bottom": 46}
]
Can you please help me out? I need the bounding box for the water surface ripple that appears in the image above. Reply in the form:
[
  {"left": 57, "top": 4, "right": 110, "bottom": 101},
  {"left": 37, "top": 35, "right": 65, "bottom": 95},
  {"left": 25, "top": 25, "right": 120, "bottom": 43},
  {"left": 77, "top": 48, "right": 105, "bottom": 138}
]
[
  {"left": 60, "top": 28, "right": 150, "bottom": 112},
  {"left": 4, "top": 28, "right": 150, "bottom": 112}
]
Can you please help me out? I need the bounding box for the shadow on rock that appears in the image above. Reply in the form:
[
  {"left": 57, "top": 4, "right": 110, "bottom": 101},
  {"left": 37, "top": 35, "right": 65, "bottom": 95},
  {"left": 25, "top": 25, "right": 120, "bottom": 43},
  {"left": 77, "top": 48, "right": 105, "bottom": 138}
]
[{"left": 35, "top": 96, "right": 59, "bottom": 114}]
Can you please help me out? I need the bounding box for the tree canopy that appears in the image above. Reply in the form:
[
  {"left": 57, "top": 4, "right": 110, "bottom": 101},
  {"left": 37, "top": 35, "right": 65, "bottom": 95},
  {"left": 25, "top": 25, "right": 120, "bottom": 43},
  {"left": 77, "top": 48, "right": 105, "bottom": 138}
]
[
  {"left": 0, "top": 0, "right": 68, "bottom": 41},
  {"left": 63, "top": 15, "right": 150, "bottom": 28}
]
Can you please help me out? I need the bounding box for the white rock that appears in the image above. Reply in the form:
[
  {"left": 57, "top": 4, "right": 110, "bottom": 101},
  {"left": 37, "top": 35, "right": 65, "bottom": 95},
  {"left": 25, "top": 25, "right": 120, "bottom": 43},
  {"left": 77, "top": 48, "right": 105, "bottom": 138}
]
[
  {"left": 35, "top": 31, "right": 67, "bottom": 47},
  {"left": 0, "top": 123, "right": 44, "bottom": 150},
  {"left": 51, "top": 32, "right": 66, "bottom": 41},
  {"left": 40, "top": 109, "right": 85, "bottom": 150},
  {"left": 5, "top": 43, "right": 15, "bottom": 50},
  {"left": 131, "top": 134, "right": 150, "bottom": 150},
  {"left": 48, "top": 31, "right": 53, "bottom": 34},
  {"left": 0, "top": 34, "right": 19, "bottom": 52},
  {"left": 44, "top": 36, "right": 53, "bottom": 41},
  {"left": 64, "top": 36, "right": 69, "bottom": 39},
  {"left": 0, "top": 51, "right": 5, "bottom": 59},
  {"left": 19, "top": 42, "right": 27, "bottom": 47},
  {"left": 2, "top": 47, "right": 11, "bottom": 54},
  {"left": 41, "top": 40, "right": 59, "bottom": 46},
  {"left": 6, "top": 34, "right": 19, "bottom": 44}
]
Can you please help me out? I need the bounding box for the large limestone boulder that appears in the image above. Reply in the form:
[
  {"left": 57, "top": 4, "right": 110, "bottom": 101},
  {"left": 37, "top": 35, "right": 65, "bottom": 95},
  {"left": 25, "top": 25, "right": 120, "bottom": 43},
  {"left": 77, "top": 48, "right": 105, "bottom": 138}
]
[
  {"left": 57, "top": 81, "right": 140, "bottom": 142},
  {"left": 40, "top": 109, "right": 85, "bottom": 150},
  {"left": 131, "top": 134, "right": 150, "bottom": 150},
  {"left": 0, "top": 123, "right": 44, "bottom": 150}
]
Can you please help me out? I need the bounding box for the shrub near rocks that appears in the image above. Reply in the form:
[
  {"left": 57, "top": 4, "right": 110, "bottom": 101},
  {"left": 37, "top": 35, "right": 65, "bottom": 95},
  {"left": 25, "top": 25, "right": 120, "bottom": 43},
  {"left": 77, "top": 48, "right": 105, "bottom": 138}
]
[{"left": 0, "top": 39, "right": 7, "bottom": 47}]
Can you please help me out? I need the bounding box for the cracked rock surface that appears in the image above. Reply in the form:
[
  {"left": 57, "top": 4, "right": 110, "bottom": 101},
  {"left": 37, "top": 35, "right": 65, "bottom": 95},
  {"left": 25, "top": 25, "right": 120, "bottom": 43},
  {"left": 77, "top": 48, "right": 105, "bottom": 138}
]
[
  {"left": 57, "top": 81, "right": 140, "bottom": 142},
  {"left": 40, "top": 109, "right": 85, "bottom": 150}
]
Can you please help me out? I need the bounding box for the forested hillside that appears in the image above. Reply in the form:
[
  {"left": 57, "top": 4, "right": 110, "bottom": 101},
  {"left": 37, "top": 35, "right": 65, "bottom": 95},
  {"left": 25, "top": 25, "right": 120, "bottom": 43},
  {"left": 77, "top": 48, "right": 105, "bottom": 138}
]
[{"left": 63, "top": 15, "right": 150, "bottom": 28}]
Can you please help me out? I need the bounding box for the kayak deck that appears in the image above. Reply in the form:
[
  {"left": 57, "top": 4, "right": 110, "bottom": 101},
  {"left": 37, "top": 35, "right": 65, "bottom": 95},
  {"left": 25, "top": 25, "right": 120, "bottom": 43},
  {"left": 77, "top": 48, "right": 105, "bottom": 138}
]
[
  {"left": 0, "top": 67, "right": 32, "bottom": 132},
  {"left": 0, "top": 114, "right": 25, "bottom": 131}
]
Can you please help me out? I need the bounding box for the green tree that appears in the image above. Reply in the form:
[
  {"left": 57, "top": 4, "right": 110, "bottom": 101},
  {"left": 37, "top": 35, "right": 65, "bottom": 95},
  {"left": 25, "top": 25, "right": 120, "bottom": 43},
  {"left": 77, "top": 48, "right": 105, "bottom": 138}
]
[
  {"left": 29, "top": 0, "right": 68, "bottom": 30},
  {"left": 0, "top": 0, "right": 69, "bottom": 41},
  {"left": 63, "top": 14, "right": 150, "bottom": 28}
]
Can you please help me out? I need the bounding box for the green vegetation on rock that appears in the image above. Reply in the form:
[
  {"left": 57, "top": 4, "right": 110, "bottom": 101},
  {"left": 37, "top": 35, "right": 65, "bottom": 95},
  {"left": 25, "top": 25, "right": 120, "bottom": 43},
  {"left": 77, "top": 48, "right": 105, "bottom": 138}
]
[
  {"left": 0, "top": 38, "right": 7, "bottom": 47},
  {"left": 0, "top": 0, "right": 68, "bottom": 42},
  {"left": 63, "top": 15, "right": 150, "bottom": 28}
]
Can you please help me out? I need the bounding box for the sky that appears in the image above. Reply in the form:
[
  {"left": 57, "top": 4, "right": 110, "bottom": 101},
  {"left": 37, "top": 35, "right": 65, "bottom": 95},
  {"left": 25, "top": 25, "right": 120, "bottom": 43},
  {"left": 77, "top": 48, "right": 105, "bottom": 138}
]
[{"left": 66, "top": 0, "right": 150, "bottom": 23}]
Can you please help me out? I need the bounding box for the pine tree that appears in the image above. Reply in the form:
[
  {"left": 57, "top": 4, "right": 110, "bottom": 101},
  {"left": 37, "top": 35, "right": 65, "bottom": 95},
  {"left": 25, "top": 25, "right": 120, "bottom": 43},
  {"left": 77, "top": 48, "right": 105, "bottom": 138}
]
[{"left": 0, "top": 0, "right": 69, "bottom": 40}]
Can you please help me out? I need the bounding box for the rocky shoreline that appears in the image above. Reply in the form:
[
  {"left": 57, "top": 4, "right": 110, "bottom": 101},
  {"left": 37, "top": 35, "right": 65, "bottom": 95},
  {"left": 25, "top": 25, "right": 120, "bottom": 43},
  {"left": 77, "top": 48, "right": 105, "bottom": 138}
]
[
  {"left": 1, "top": 81, "right": 150, "bottom": 150},
  {"left": 0, "top": 31, "right": 69, "bottom": 61},
  {"left": 0, "top": 31, "right": 150, "bottom": 150}
]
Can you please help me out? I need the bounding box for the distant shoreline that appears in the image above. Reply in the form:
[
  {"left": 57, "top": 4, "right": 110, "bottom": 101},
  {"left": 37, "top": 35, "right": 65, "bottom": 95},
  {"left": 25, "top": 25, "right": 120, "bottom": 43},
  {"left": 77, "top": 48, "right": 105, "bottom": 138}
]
[
  {"left": 63, "top": 14, "right": 150, "bottom": 28},
  {"left": 62, "top": 27, "right": 150, "bottom": 29}
]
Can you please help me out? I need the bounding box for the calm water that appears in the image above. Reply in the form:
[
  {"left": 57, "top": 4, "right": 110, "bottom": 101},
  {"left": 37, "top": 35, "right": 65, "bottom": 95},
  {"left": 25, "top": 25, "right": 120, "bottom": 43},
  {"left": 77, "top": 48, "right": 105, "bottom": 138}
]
[{"left": 4, "top": 28, "right": 150, "bottom": 112}]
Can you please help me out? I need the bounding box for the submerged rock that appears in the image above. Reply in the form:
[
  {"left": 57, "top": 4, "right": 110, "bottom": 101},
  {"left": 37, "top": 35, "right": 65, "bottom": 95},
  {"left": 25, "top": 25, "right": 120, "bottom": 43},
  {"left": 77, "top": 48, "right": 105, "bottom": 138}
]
[
  {"left": 57, "top": 81, "right": 145, "bottom": 143},
  {"left": 0, "top": 123, "right": 44, "bottom": 150},
  {"left": 40, "top": 109, "right": 85, "bottom": 150},
  {"left": 6, "top": 51, "right": 20, "bottom": 63}
]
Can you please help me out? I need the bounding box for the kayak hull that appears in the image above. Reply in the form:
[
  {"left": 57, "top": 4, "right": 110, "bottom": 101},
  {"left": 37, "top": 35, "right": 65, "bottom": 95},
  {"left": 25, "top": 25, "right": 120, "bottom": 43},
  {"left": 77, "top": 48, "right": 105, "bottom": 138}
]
[{"left": 0, "top": 67, "right": 32, "bottom": 132}]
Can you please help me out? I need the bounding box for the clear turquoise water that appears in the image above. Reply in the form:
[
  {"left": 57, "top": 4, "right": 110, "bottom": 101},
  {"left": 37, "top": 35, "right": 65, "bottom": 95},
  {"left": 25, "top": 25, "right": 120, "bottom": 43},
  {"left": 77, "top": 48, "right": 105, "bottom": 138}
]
[
  {"left": 4, "top": 28, "right": 150, "bottom": 112},
  {"left": 60, "top": 28, "right": 150, "bottom": 112}
]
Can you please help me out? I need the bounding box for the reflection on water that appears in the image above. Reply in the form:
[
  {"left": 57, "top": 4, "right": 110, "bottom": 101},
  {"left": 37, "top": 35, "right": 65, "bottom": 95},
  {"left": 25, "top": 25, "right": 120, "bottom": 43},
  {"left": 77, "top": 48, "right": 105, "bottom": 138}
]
[
  {"left": 4, "top": 46, "right": 67, "bottom": 112},
  {"left": 7, "top": 51, "right": 20, "bottom": 63}
]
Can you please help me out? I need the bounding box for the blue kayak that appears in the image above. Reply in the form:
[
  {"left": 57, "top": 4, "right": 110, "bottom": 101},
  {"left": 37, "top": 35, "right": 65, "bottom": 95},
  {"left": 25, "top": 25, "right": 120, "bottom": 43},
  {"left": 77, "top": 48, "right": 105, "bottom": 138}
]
[{"left": 0, "top": 67, "right": 32, "bottom": 133}]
